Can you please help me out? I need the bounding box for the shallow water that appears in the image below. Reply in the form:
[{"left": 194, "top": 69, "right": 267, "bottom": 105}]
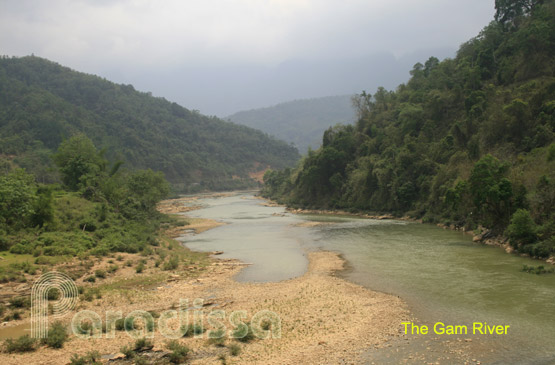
[{"left": 181, "top": 192, "right": 555, "bottom": 364}]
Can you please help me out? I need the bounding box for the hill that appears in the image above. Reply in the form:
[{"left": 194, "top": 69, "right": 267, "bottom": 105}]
[
  {"left": 226, "top": 95, "right": 356, "bottom": 153},
  {"left": 0, "top": 56, "right": 299, "bottom": 191},
  {"left": 263, "top": 0, "right": 555, "bottom": 259}
]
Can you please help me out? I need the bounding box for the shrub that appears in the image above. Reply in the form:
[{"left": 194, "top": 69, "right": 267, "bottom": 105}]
[
  {"left": 82, "top": 291, "right": 94, "bottom": 302},
  {"left": 233, "top": 324, "right": 255, "bottom": 343},
  {"left": 507, "top": 209, "right": 538, "bottom": 246},
  {"left": 229, "top": 343, "right": 241, "bottom": 356},
  {"left": 120, "top": 345, "right": 135, "bottom": 359},
  {"left": 94, "top": 269, "right": 106, "bottom": 279},
  {"left": 48, "top": 288, "right": 61, "bottom": 301},
  {"left": 163, "top": 256, "right": 179, "bottom": 271},
  {"left": 9, "top": 296, "right": 30, "bottom": 308},
  {"left": 136, "top": 262, "right": 145, "bottom": 273},
  {"left": 115, "top": 318, "right": 125, "bottom": 331},
  {"left": 166, "top": 340, "right": 189, "bottom": 364},
  {"left": 41, "top": 321, "right": 69, "bottom": 348},
  {"left": 69, "top": 351, "right": 102, "bottom": 365},
  {"left": 522, "top": 264, "right": 554, "bottom": 275},
  {"left": 85, "top": 275, "right": 96, "bottom": 283},
  {"left": 75, "top": 320, "right": 93, "bottom": 336},
  {"left": 208, "top": 328, "right": 226, "bottom": 347},
  {"left": 134, "top": 337, "right": 154, "bottom": 351},
  {"left": 4, "top": 334, "right": 37, "bottom": 353},
  {"left": 182, "top": 322, "right": 205, "bottom": 337}
]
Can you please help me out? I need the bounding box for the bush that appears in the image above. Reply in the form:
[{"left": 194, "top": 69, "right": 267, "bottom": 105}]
[
  {"left": 166, "top": 340, "right": 189, "bottom": 364},
  {"left": 136, "top": 262, "right": 145, "bottom": 273},
  {"left": 115, "top": 318, "right": 125, "bottom": 331},
  {"left": 9, "top": 296, "right": 30, "bottom": 308},
  {"left": 69, "top": 351, "right": 102, "bottom": 365},
  {"left": 229, "top": 343, "right": 241, "bottom": 356},
  {"left": 85, "top": 275, "right": 96, "bottom": 283},
  {"left": 94, "top": 269, "right": 106, "bottom": 279},
  {"left": 233, "top": 324, "right": 255, "bottom": 343},
  {"left": 4, "top": 334, "right": 37, "bottom": 353},
  {"left": 134, "top": 337, "right": 154, "bottom": 351},
  {"left": 41, "top": 321, "right": 69, "bottom": 348},
  {"left": 182, "top": 322, "right": 205, "bottom": 337},
  {"left": 522, "top": 264, "right": 554, "bottom": 275},
  {"left": 48, "top": 288, "right": 61, "bottom": 301},
  {"left": 120, "top": 345, "right": 135, "bottom": 359},
  {"left": 507, "top": 209, "right": 538, "bottom": 246},
  {"left": 163, "top": 256, "right": 179, "bottom": 271},
  {"left": 208, "top": 328, "right": 226, "bottom": 347}
]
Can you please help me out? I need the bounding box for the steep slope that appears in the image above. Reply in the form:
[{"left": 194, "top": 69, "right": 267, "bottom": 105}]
[
  {"left": 0, "top": 56, "right": 300, "bottom": 191},
  {"left": 263, "top": 0, "right": 555, "bottom": 258},
  {"left": 226, "top": 95, "right": 355, "bottom": 153}
]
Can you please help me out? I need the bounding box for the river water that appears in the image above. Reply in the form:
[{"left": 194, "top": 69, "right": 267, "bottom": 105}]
[{"left": 182, "top": 192, "right": 555, "bottom": 364}]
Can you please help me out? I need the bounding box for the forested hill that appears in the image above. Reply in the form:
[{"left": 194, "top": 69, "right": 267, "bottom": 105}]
[
  {"left": 263, "top": 0, "right": 555, "bottom": 258},
  {"left": 226, "top": 95, "right": 356, "bottom": 153},
  {"left": 0, "top": 56, "right": 299, "bottom": 191}
]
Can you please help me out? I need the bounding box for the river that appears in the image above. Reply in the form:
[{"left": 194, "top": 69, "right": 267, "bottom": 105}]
[{"left": 181, "top": 192, "right": 555, "bottom": 364}]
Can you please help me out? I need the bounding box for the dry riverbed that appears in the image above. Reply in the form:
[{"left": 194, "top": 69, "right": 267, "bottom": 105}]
[{"left": 0, "top": 194, "right": 477, "bottom": 364}]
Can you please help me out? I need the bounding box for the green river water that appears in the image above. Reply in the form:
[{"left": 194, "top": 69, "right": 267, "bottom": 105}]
[{"left": 181, "top": 192, "right": 555, "bottom": 364}]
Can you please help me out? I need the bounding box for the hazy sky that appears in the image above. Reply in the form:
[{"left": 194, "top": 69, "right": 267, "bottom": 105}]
[{"left": 0, "top": 0, "right": 495, "bottom": 115}]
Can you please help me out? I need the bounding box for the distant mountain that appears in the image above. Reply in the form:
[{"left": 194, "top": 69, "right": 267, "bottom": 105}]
[
  {"left": 0, "top": 56, "right": 300, "bottom": 191},
  {"left": 226, "top": 95, "right": 356, "bottom": 153}
]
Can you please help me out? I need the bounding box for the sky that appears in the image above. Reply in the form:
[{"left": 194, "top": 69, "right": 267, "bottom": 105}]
[{"left": 0, "top": 0, "right": 495, "bottom": 116}]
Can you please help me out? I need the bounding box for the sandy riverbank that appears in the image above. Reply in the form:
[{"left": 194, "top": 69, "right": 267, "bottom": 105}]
[
  {"left": 0, "top": 194, "right": 416, "bottom": 364},
  {"left": 0, "top": 252, "right": 411, "bottom": 364}
]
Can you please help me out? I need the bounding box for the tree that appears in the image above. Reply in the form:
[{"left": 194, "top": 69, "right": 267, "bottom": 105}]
[
  {"left": 469, "top": 155, "right": 514, "bottom": 229},
  {"left": 53, "top": 135, "right": 106, "bottom": 191},
  {"left": 495, "top": 0, "right": 543, "bottom": 28},
  {"left": 122, "top": 169, "right": 170, "bottom": 216},
  {"left": 506, "top": 208, "right": 537, "bottom": 246},
  {"left": 0, "top": 169, "right": 36, "bottom": 231}
]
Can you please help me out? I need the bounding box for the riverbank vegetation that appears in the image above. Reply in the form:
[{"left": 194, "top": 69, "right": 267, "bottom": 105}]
[
  {"left": 262, "top": 0, "right": 555, "bottom": 259},
  {"left": 0, "top": 134, "right": 212, "bottom": 327}
]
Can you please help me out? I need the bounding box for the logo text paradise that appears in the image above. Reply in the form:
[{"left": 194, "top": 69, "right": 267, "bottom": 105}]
[{"left": 31, "top": 272, "right": 281, "bottom": 340}]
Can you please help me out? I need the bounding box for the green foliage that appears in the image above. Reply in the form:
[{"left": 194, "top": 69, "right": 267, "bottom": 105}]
[
  {"left": 522, "top": 264, "right": 554, "bottom": 274},
  {"left": 133, "top": 337, "right": 154, "bottom": 351},
  {"left": 41, "top": 321, "right": 69, "bottom": 349},
  {"left": 163, "top": 255, "right": 179, "bottom": 271},
  {"left": 69, "top": 351, "right": 102, "bottom": 365},
  {"left": 263, "top": 1, "right": 555, "bottom": 252},
  {"left": 166, "top": 340, "right": 190, "bottom": 364},
  {"left": 9, "top": 296, "right": 30, "bottom": 309},
  {"left": 0, "top": 56, "right": 299, "bottom": 190},
  {"left": 53, "top": 135, "right": 106, "bottom": 191},
  {"left": 0, "top": 169, "right": 36, "bottom": 231},
  {"left": 208, "top": 328, "right": 226, "bottom": 347},
  {"left": 4, "top": 335, "right": 36, "bottom": 353},
  {"left": 507, "top": 209, "right": 538, "bottom": 246},
  {"left": 232, "top": 323, "right": 255, "bottom": 343},
  {"left": 229, "top": 343, "right": 241, "bottom": 356},
  {"left": 182, "top": 322, "right": 205, "bottom": 337},
  {"left": 94, "top": 269, "right": 106, "bottom": 279}
]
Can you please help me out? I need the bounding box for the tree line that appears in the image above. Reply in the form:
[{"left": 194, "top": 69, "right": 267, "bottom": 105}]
[{"left": 262, "top": 0, "right": 555, "bottom": 259}]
